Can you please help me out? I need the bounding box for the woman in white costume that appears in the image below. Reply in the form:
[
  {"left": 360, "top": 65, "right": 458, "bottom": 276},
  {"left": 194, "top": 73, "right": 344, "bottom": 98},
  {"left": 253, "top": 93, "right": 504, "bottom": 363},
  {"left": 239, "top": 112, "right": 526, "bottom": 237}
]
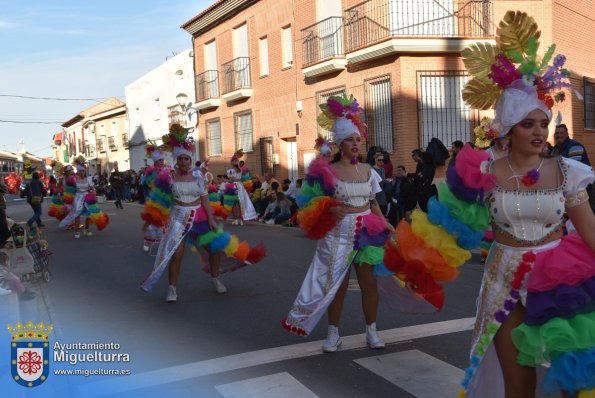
[
  {"left": 282, "top": 94, "right": 395, "bottom": 353},
  {"left": 226, "top": 151, "right": 257, "bottom": 225},
  {"left": 459, "top": 11, "right": 595, "bottom": 398}
]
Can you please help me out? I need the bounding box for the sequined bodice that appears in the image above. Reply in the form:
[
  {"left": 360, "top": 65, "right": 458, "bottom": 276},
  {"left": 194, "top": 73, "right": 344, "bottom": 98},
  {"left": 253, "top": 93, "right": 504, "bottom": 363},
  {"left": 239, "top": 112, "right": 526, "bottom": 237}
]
[
  {"left": 334, "top": 169, "right": 375, "bottom": 207},
  {"left": 172, "top": 180, "right": 204, "bottom": 203}
]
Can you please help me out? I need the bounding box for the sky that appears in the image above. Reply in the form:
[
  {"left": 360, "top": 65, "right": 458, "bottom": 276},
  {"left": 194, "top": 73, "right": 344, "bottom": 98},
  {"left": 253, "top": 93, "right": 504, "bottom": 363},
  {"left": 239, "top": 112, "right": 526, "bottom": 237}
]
[{"left": 0, "top": 0, "right": 213, "bottom": 158}]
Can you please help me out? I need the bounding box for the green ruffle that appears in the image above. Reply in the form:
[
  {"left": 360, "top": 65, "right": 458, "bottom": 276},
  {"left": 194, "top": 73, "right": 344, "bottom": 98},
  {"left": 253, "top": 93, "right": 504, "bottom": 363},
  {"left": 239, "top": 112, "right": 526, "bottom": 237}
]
[
  {"left": 511, "top": 312, "right": 595, "bottom": 366},
  {"left": 354, "top": 245, "right": 384, "bottom": 266},
  {"left": 300, "top": 181, "right": 325, "bottom": 197},
  {"left": 437, "top": 184, "right": 491, "bottom": 231}
]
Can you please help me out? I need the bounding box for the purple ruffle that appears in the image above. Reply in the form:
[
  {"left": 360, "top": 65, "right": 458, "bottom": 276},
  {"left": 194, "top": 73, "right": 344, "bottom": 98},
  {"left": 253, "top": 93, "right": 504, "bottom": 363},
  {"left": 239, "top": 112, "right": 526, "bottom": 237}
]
[
  {"left": 524, "top": 277, "right": 595, "bottom": 325},
  {"left": 357, "top": 227, "right": 389, "bottom": 247},
  {"left": 446, "top": 166, "right": 484, "bottom": 203}
]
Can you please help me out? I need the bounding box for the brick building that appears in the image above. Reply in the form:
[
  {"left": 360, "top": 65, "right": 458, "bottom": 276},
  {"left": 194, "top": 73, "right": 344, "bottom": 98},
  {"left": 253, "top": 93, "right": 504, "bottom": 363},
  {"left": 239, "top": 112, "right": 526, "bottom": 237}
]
[{"left": 181, "top": 0, "right": 595, "bottom": 180}]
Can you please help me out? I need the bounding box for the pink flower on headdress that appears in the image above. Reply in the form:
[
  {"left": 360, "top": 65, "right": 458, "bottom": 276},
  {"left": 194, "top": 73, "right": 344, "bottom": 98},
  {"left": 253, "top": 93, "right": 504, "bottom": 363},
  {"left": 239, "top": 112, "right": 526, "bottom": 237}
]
[{"left": 488, "top": 54, "right": 521, "bottom": 89}]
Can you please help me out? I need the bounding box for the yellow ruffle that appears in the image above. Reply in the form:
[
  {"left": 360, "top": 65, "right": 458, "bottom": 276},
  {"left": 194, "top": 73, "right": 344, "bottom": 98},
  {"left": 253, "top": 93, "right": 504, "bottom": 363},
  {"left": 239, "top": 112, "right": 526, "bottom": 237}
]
[{"left": 411, "top": 210, "right": 471, "bottom": 267}]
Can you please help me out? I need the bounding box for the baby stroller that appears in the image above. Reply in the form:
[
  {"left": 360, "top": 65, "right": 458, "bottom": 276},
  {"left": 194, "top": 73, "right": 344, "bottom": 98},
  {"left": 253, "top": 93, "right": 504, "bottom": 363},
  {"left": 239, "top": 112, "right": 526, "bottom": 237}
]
[{"left": 5, "top": 221, "right": 52, "bottom": 283}]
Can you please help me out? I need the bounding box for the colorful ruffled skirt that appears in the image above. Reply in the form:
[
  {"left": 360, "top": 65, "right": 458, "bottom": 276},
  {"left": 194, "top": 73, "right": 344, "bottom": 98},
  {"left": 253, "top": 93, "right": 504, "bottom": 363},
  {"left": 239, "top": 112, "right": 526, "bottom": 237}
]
[
  {"left": 282, "top": 210, "right": 389, "bottom": 336},
  {"left": 58, "top": 192, "right": 108, "bottom": 231},
  {"left": 462, "top": 234, "right": 595, "bottom": 397},
  {"left": 140, "top": 204, "right": 208, "bottom": 292}
]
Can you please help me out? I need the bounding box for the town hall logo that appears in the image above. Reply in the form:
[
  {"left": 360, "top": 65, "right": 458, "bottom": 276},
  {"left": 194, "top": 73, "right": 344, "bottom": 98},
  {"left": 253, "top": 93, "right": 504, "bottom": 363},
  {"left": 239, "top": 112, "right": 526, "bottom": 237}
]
[{"left": 8, "top": 321, "right": 53, "bottom": 387}]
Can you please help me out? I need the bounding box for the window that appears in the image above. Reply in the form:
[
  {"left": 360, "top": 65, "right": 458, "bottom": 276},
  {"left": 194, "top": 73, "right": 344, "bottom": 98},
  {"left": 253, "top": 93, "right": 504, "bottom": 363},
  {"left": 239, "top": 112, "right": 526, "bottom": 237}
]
[
  {"left": 316, "top": 86, "right": 346, "bottom": 142},
  {"left": 417, "top": 71, "right": 472, "bottom": 148},
  {"left": 78, "top": 139, "right": 83, "bottom": 154},
  {"left": 260, "top": 136, "right": 274, "bottom": 175},
  {"left": 585, "top": 78, "right": 595, "bottom": 129},
  {"left": 111, "top": 121, "right": 118, "bottom": 137},
  {"left": 282, "top": 25, "right": 293, "bottom": 68},
  {"left": 234, "top": 111, "right": 253, "bottom": 152},
  {"left": 365, "top": 76, "right": 393, "bottom": 151},
  {"left": 259, "top": 36, "right": 269, "bottom": 76},
  {"left": 206, "top": 118, "right": 222, "bottom": 156}
]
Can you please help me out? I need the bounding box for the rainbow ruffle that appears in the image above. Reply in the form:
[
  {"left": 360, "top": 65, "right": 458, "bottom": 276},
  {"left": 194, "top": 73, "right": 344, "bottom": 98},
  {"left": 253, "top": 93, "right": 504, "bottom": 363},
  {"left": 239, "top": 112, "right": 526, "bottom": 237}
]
[
  {"left": 84, "top": 192, "right": 109, "bottom": 230},
  {"left": 141, "top": 167, "right": 173, "bottom": 228},
  {"left": 511, "top": 233, "right": 595, "bottom": 396},
  {"left": 296, "top": 158, "right": 340, "bottom": 239},
  {"left": 240, "top": 166, "right": 253, "bottom": 193},
  {"left": 385, "top": 144, "right": 495, "bottom": 311},
  {"left": 208, "top": 184, "right": 229, "bottom": 219},
  {"left": 48, "top": 194, "right": 69, "bottom": 220},
  {"left": 223, "top": 183, "right": 238, "bottom": 213},
  {"left": 63, "top": 176, "right": 76, "bottom": 204}
]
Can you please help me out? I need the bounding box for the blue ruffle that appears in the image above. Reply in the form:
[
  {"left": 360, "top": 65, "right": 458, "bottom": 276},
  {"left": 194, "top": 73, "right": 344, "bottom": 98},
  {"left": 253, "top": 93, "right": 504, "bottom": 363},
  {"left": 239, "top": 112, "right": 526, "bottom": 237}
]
[
  {"left": 426, "top": 197, "right": 484, "bottom": 250},
  {"left": 543, "top": 348, "right": 595, "bottom": 393}
]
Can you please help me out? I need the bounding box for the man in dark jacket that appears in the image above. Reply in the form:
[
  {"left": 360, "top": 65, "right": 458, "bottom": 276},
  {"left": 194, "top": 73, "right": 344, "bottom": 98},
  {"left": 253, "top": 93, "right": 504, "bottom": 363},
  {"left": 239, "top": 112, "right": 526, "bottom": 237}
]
[
  {"left": 109, "top": 164, "right": 124, "bottom": 209},
  {"left": 26, "top": 172, "right": 47, "bottom": 229},
  {"left": 410, "top": 149, "right": 437, "bottom": 212},
  {"left": 389, "top": 165, "right": 416, "bottom": 224}
]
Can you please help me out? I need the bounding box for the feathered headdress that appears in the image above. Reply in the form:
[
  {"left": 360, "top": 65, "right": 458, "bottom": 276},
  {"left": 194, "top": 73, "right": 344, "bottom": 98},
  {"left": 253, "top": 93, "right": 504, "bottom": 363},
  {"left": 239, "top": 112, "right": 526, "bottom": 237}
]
[
  {"left": 462, "top": 11, "right": 571, "bottom": 135},
  {"left": 317, "top": 93, "right": 367, "bottom": 145},
  {"left": 145, "top": 140, "right": 164, "bottom": 162},
  {"left": 200, "top": 159, "right": 210, "bottom": 170},
  {"left": 314, "top": 133, "right": 331, "bottom": 155},
  {"left": 73, "top": 155, "right": 86, "bottom": 172},
  {"left": 231, "top": 149, "right": 244, "bottom": 165},
  {"left": 50, "top": 160, "right": 64, "bottom": 176},
  {"left": 473, "top": 117, "right": 500, "bottom": 149},
  {"left": 161, "top": 123, "right": 194, "bottom": 158}
]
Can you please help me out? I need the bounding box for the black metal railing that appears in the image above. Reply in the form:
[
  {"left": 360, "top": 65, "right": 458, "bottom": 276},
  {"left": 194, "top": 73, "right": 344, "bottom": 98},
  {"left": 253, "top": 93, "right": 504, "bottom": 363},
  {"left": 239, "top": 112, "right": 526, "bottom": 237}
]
[
  {"left": 122, "top": 134, "right": 129, "bottom": 148},
  {"left": 222, "top": 57, "right": 251, "bottom": 94},
  {"left": 97, "top": 139, "right": 105, "bottom": 152},
  {"left": 301, "top": 16, "right": 344, "bottom": 68},
  {"left": 345, "top": 0, "right": 493, "bottom": 53},
  {"left": 196, "top": 70, "right": 220, "bottom": 100},
  {"left": 108, "top": 136, "right": 117, "bottom": 150}
]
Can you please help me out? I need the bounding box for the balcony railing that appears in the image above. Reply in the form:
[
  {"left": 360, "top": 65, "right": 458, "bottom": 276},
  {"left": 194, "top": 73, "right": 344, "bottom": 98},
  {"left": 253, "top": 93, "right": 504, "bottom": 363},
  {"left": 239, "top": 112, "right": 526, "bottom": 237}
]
[
  {"left": 108, "top": 136, "right": 117, "bottom": 150},
  {"left": 301, "top": 16, "right": 344, "bottom": 68},
  {"left": 222, "top": 57, "right": 251, "bottom": 94},
  {"left": 197, "top": 70, "right": 220, "bottom": 101},
  {"left": 98, "top": 139, "right": 105, "bottom": 152},
  {"left": 122, "top": 133, "right": 129, "bottom": 148},
  {"left": 345, "top": 0, "right": 493, "bottom": 53}
]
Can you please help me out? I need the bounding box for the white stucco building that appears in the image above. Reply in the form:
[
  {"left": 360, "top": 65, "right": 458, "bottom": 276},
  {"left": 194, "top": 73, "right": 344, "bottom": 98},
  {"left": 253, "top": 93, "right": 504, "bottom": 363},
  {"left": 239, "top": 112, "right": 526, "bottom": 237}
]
[{"left": 125, "top": 49, "right": 198, "bottom": 170}]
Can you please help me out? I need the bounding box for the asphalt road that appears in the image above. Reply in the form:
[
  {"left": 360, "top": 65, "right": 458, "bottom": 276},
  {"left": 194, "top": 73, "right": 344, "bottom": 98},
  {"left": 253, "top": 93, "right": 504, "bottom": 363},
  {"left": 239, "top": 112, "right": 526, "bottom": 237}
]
[{"left": 0, "top": 196, "right": 555, "bottom": 398}]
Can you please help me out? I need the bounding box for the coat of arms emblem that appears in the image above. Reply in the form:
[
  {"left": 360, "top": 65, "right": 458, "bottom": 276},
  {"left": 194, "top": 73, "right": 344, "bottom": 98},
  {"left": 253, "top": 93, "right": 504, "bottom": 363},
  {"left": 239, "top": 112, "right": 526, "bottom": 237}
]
[{"left": 8, "top": 321, "right": 53, "bottom": 387}]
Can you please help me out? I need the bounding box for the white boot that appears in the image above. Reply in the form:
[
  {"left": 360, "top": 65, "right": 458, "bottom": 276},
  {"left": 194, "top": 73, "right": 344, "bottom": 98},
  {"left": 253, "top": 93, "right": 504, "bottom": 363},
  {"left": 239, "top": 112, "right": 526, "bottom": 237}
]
[
  {"left": 165, "top": 285, "right": 177, "bottom": 302},
  {"left": 366, "top": 322, "right": 385, "bottom": 349},
  {"left": 322, "top": 325, "right": 341, "bottom": 353},
  {"left": 212, "top": 277, "right": 227, "bottom": 294}
]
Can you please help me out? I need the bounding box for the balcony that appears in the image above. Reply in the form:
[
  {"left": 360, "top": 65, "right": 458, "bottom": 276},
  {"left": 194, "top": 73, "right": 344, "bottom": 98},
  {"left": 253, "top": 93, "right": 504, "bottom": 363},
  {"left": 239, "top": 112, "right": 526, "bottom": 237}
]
[
  {"left": 344, "top": 0, "right": 493, "bottom": 63},
  {"left": 98, "top": 139, "right": 106, "bottom": 153},
  {"left": 108, "top": 136, "right": 117, "bottom": 151},
  {"left": 301, "top": 16, "right": 347, "bottom": 78},
  {"left": 122, "top": 134, "right": 129, "bottom": 148},
  {"left": 195, "top": 70, "right": 222, "bottom": 110},
  {"left": 221, "top": 57, "right": 253, "bottom": 101}
]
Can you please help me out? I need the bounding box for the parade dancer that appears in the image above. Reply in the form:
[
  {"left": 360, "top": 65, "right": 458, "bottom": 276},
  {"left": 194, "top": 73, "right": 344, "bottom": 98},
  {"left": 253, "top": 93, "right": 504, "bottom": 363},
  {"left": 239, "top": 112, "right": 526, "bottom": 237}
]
[
  {"left": 140, "top": 124, "right": 265, "bottom": 301},
  {"left": 58, "top": 157, "right": 109, "bottom": 238},
  {"left": 226, "top": 150, "right": 257, "bottom": 225},
  {"left": 282, "top": 94, "right": 403, "bottom": 353},
  {"left": 399, "top": 11, "right": 594, "bottom": 397}
]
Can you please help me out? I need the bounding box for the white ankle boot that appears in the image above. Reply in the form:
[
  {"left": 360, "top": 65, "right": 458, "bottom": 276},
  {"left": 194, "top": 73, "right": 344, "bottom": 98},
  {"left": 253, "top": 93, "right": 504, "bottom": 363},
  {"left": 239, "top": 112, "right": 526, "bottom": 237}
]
[
  {"left": 366, "top": 322, "right": 385, "bottom": 349},
  {"left": 212, "top": 277, "right": 227, "bottom": 294},
  {"left": 165, "top": 285, "right": 177, "bottom": 302},
  {"left": 322, "top": 325, "right": 342, "bottom": 353}
]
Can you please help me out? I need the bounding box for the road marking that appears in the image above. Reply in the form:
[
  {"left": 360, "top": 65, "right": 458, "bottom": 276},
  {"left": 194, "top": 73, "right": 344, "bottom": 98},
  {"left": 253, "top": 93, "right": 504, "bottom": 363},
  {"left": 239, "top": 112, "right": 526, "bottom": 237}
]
[
  {"left": 355, "top": 349, "right": 464, "bottom": 398},
  {"left": 215, "top": 372, "right": 319, "bottom": 398},
  {"left": 78, "top": 317, "right": 474, "bottom": 397}
]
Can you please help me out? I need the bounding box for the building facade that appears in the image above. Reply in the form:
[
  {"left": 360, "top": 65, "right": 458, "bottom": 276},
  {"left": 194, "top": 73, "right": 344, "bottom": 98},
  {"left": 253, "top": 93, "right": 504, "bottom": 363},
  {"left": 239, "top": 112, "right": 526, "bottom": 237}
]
[
  {"left": 181, "top": 0, "right": 595, "bottom": 180},
  {"left": 57, "top": 98, "right": 126, "bottom": 176},
  {"left": 125, "top": 49, "right": 197, "bottom": 171}
]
